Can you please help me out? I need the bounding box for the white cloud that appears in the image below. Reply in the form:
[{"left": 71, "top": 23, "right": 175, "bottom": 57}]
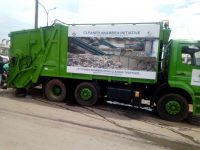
[
  {"left": 71, "top": 0, "right": 161, "bottom": 23},
  {"left": 0, "top": 0, "right": 200, "bottom": 39},
  {"left": 164, "top": 1, "right": 200, "bottom": 39}
]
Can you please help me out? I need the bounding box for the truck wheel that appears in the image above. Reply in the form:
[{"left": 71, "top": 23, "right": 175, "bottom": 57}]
[
  {"left": 75, "top": 82, "right": 98, "bottom": 106},
  {"left": 45, "top": 79, "right": 66, "bottom": 102},
  {"left": 15, "top": 88, "right": 27, "bottom": 97},
  {"left": 157, "top": 94, "right": 189, "bottom": 122}
]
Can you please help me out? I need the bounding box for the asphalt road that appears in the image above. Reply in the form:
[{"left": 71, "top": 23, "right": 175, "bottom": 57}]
[{"left": 0, "top": 88, "right": 200, "bottom": 150}]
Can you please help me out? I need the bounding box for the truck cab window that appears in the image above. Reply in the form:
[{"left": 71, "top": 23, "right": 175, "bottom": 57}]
[
  {"left": 182, "top": 45, "right": 200, "bottom": 66},
  {"left": 182, "top": 54, "right": 191, "bottom": 65},
  {"left": 195, "top": 51, "right": 200, "bottom": 66}
]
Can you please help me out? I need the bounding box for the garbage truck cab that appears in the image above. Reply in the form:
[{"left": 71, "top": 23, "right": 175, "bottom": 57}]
[{"left": 159, "top": 39, "right": 200, "bottom": 120}]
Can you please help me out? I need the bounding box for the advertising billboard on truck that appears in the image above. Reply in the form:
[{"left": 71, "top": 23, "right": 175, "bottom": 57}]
[{"left": 67, "top": 24, "right": 160, "bottom": 79}]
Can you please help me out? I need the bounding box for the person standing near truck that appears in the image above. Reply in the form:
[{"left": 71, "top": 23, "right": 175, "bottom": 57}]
[
  {"left": 1, "top": 62, "right": 9, "bottom": 89},
  {"left": 3, "top": 62, "right": 9, "bottom": 73},
  {"left": 0, "top": 57, "right": 4, "bottom": 86}
]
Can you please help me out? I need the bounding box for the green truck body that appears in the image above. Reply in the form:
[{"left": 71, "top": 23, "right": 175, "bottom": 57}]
[{"left": 8, "top": 22, "right": 200, "bottom": 121}]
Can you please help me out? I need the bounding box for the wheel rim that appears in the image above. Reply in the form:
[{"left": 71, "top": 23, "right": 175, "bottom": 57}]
[
  {"left": 52, "top": 86, "right": 61, "bottom": 96},
  {"left": 165, "top": 100, "right": 181, "bottom": 115},
  {"left": 80, "top": 88, "right": 92, "bottom": 101}
]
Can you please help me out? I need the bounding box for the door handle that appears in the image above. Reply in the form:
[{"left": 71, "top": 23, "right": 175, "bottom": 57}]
[{"left": 176, "top": 72, "right": 186, "bottom": 76}]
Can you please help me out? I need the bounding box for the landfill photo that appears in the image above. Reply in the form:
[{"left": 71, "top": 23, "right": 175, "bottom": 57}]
[{"left": 67, "top": 37, "right": 158, "bottom": 71}]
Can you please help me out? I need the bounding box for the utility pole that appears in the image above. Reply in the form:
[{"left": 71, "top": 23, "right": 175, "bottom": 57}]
[{"left": 35, "top": 0, "right": 38, "bottom": 28}]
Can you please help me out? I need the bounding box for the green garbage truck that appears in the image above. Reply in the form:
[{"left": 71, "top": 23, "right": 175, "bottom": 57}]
[{"left": 8, "top": 21, "right": 200, "bottom": 121}]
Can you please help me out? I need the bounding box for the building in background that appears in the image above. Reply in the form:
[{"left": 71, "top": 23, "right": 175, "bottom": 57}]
[{"left": 0, "top": 39, "right": 9, "bottom": 62}]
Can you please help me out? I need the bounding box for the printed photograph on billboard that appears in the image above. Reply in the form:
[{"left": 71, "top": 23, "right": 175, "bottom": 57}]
[{"left": 67, "top": 24, "right": 160, "bottom": 79}]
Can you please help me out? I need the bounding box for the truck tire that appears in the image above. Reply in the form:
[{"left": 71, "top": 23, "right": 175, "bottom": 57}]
[
  {"left": 15, "top": 88, "right": 27, "bottom": 97},
  {"left": 45, "top": 79, "right": 66, "bottom": 102},
  {"left": 75, "top": 82, "right": 98, "bottom": 106},
  {"left": 157, "top": 93, "right": 189, "bottom": 122}
]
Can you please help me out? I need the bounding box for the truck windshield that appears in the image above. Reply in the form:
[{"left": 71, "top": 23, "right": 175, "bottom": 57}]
[{"left": 182, "top": 45, "right": 200, "bottom": 67}]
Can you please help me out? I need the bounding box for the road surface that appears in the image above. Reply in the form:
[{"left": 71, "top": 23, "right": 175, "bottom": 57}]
[{"left": 0, "top": 88, "right": 200, "bottom": 150}]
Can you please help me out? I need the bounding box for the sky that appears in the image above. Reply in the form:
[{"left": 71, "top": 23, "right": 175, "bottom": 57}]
[{"left": 0, "top": 0, "right": 200, "bottom": 40}]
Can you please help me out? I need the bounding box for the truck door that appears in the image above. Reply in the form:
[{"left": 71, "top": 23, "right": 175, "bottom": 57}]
[{"left": 176, "top": 44, "right": 200, "bottom": 87}]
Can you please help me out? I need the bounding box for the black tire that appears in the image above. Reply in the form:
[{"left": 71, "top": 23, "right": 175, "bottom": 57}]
[
  {"left": 44, "top": 79, "right": 66, "bottom": 102},
  {"left": 15, "top": 88, "right": 27, "bottom": 97},
  {"left": 75, "top": 82, "right": 98, "bottom": 106},
  {"left": 157, "top": 93, "right": 189, "bottom": 122}
]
